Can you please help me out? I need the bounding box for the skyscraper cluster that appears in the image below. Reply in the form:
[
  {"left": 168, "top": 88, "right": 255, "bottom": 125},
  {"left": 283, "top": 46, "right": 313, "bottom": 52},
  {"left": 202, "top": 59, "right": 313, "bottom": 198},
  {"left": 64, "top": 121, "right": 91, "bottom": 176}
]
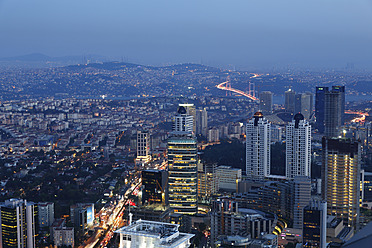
[
  {"left": 246, "top": 112, "right": 311, "bottom": 180},
  {"left": 285, "top": 89, "right": 314, "bottom": 120}
]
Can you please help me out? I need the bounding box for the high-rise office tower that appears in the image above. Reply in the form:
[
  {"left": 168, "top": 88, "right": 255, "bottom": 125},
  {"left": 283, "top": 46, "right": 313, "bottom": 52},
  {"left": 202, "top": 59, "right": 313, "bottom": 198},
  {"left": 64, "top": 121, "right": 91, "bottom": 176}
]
[
  {"left": 322, "top": 137, "right": 361, "bottom": 228},
  {"left": 136, "top": 130, "right": 151, "bottom": 164},
  {"left": 173, "top": 106, "right": 194, "bottom": 133},
  {"left": 303, "top": 200, "right": 327, "bottom": 248},
  {"left": 285, "top": 89, "right": 296, "bottom": 114},
  {"left": 286, "top": 113, "right": 311, "bottom": 179},
  {"left": 167, "top": 132, "right": 198, "bottom": 215},
  {"left": 316, "top": 86, "right": 345, "bottom": 136},
  {"left": 315, "top": 87, "right": 329, "bottom": 133},
  {"left": 292, "top": 176, "right": 311, "bottom": 229},
  {"left": 294, "top": 93, "right": 313, "bottom": 120},
  {"left": 246, "top": 112, "right": 271, "bottom": 179},
  {"left": 332, "top": 86, "right": 345, "bottom": 124},
  {"left": 325, "top": 90, "right": 343, "bottom": 137},
  {"left": 178, "top": 103, "right": 196, "bottom": 133},
  {"left": 141, "top": 170, "right": 168, "bottom": 205},
  {"left": 196, "top": 108, "right": 208, "bottom": 136},
  {"left": 259, "top": 91, "right": 273, "bottom": 115},
  {"left": 0, "top": 199, "right": 38, "bottom": 248}
]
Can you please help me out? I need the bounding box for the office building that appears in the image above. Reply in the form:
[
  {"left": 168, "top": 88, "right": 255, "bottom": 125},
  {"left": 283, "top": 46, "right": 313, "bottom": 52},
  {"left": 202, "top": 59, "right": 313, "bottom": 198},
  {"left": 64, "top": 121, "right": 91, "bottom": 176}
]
[
  {"left": 167, "top": 133, "right": 198, "bottom": 215},
  {"left": 178, "top": 103, "right": 196, "bottom": 133},
  {"left": 211, "top": 199, "right": 277, "bottom": 243},
  {"left": 292, "top": 176, "right": 311, "bottom": 229},
  {"left": 141, "top": 170, "right": 168, "bottom": 205},
  {"left": 294, "top": 93, "right": 313, "bottom": 120},
  {"left": 173, "top": 106, "right": 194, "bottom": 133},
  {"left": 322, "top": 137, "right": 361, "bottom": 228},
  {"left": 38, "top": 202, "right": 54, "bottom": 227},
  {"left": 259, "top": 91, "right": 273, "bottom": 114},
  {"left": 127, "top": 205, "right": 170, "bottom": 223},
  {"left": 115, "top": 220, "right": 194, "bottom": 248},
  {"left": 246, "top": 112, "right": 271, "bottom": 179},
  {"left": 284, "top": 89, "right": 296, "bottom": 114},
  {"left": 325, "top": 90, "right": 343, "bottom": 137},
  {"left": 70, "top": 203, "right": 94, "bottom": 230},
  {"left": 303, "top": 200, "right": 327, "bottom": 248},
  {"left": 169, "top": 213, "right": 192, "bottom": 233},
  {"left": 53, "top": 227, "right": 74, "bottom": 247},
  {"left": 285, "top": 89, "right": 296, "bottom": 114},
  {"left": 215, "top": 165, "right": 242, "bottom": 191},
  {"left": 136, "top": 130, "right": 151, "bottom": 164},
  {"left": 227, "top": 178, "right": 310, "bottom": 229},
  {"left": 197, "top": 163, "right": 217, "bottom": 199},
  {"left": 331, "top": 86, "right": 345, "bottom": 125},
  {"left": 196, "top": 108, "right": 208, "bottom": 136},
  {"left": 286, "top": 113, "right": 311, "bottom": 179},
  {"left": 316, "top": 86, "right": 345, "bottom": 136},
  {"left": 315, "top": 87, "right": 329, "bottom": 133},
  {"left": 0, "top": 199, "right": 38, "bottom": 248}
]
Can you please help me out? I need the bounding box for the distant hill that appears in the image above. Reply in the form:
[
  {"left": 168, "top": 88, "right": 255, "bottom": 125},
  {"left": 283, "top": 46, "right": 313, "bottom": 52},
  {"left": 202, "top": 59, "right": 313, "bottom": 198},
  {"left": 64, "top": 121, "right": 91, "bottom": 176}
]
[
  {"left": 65, "top": 61, "right": 221, "bottom": 73},
  {"left": 0, "top": 53, "right": 111, "bottom": 68},
  {"left": 1, "top": 53, "right": 52, "bottom": 62}
]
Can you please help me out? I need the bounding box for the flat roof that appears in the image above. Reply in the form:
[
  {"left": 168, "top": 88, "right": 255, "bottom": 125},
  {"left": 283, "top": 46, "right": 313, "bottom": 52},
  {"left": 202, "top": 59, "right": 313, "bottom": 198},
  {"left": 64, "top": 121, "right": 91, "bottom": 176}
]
[{"left": 115, "top": 220, "right": 194, "bottom": 247}]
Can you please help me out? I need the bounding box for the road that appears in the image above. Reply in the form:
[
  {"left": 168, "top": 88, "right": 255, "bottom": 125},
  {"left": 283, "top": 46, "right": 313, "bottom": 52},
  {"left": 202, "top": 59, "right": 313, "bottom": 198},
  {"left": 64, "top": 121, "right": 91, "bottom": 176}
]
[{"left": 79, "top": 176, "right": 142, "bottom": 248}]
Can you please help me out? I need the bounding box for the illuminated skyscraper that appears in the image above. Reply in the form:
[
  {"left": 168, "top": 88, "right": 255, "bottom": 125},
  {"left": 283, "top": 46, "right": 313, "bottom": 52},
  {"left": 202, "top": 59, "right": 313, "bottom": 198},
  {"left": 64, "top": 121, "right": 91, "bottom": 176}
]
[
  {"left": 286, "top": 113, "right": 311, "bottom": 179},
  {"left": 136, "top": 130, "right": 151, "bottom": 164},
  {"left": 322, "top": 137, "right": 361, "bottom": 228},
  {"left": 141, "top": 170, "right": 168, "bottom": 205},
  {"left": 167, "top": 132, "right": 198, "bottom": 215},
  {"left": 246, "top": 112, "right": 271, "bottom": 179},
  {"left": 0, "top": 199, "right": 38, "bottom": 248}
]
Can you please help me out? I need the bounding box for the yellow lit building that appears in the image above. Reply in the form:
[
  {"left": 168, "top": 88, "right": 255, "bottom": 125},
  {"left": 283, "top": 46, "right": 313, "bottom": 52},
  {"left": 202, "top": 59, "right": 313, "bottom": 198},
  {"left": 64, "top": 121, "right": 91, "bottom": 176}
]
[
  {"left": 322, "top": 137, "right": 361, "bottom": 228},
  {"left": 167, "top": 132, "right": 198, "bottom": 215}
]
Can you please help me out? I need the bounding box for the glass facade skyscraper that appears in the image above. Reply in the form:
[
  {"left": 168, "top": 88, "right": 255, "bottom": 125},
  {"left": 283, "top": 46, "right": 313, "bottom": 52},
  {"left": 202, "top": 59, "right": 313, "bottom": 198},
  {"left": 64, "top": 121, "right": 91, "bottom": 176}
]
[
  {"left": 322, "top": 137, "right": 360, "bottom": 228},
  {"left": 315, "top": 87, "right": 328, "bottom": 133},
  {"left": 167, "top": 133, "right": 198, "bottom": 215},
  {"left": 315, "top": 86, "right": 345, "bottom": 136}
]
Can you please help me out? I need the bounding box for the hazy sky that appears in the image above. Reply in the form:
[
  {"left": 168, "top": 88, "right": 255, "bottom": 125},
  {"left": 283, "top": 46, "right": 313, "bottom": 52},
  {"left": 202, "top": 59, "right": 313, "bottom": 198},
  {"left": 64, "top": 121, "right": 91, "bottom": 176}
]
[{"left": 1, "top": 0, "right": 372, "bottom": 68}]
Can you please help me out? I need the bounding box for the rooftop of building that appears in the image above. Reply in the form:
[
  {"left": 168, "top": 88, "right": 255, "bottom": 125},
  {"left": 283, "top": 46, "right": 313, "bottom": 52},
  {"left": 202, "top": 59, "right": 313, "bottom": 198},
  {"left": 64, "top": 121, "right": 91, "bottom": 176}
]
[
  {"left": 132, "top": 204, "right": 169, "bottom": 212},
  {"left": 343, "top": 221, "right": 372, "bottom": 247},
  {"left": 115, "top": 220, "right": 194, "bottom": 247}
]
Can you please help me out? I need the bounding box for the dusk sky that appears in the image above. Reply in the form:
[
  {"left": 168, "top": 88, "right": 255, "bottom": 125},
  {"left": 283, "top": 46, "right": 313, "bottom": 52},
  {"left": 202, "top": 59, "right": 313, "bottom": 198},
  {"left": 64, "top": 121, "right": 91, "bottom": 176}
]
[{"left": 1, "top": 0, "right": 372, "bottom": 68}]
